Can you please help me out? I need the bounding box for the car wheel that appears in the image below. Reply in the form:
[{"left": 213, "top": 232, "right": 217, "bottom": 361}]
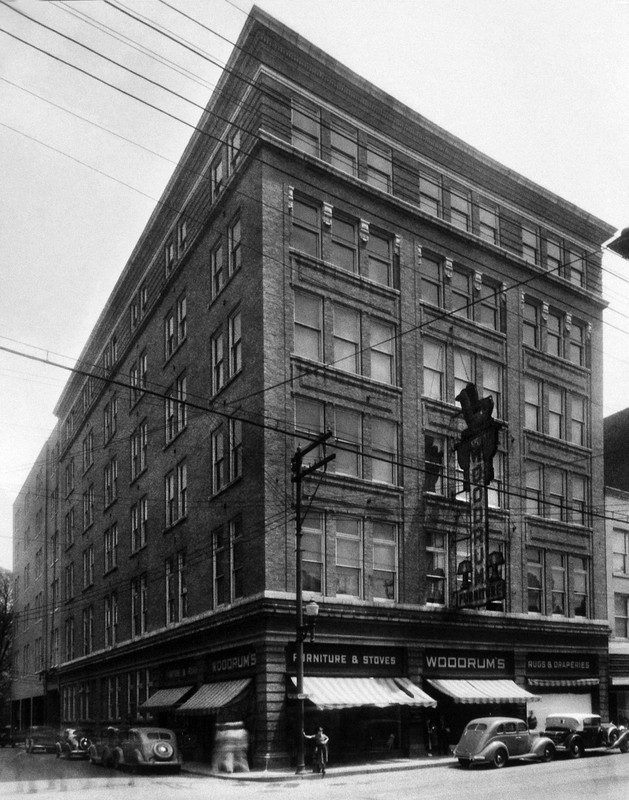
[
  {"left": 153, "top": 741, "right": 174, "bottom": 760},
  {"left": 492, "top": 747, "right": 508, "bottom": 768},
  {"left": 541, "top": 743, "right": 555, "bottom": 762},
  {"left": 568, "top": 738, "right": 584, "bottom": 759},
  {"left": 609, "top": 730, "right": 619, "bottom": 747},
  {"left": 458, "top": 758, "right": 471, "bottom": 769}
]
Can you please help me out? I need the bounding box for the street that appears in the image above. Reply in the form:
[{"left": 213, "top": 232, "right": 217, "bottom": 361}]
[{"left": 1, "top": 747, "right": 629, "bottom": 800}]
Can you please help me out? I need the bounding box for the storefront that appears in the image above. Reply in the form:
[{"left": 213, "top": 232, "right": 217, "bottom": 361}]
[
  {"left": 286, "top": 643, "right": 436, "bottom": 761},
  {"left": 422, "top": 649, "right": 540, "bottom": 746},
  {"left": 525, "top": 652, "right": 599, "bottom": 727}
]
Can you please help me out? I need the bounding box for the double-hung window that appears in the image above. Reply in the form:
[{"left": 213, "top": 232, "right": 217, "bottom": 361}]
[
  {"left": 302, "top": 512, "right": 324, "bottom": 593},
  {"left": 229, "top": 310, "right": 242, "bottom": 375},
  {"left": 523, "top": 300, "right": 540, "bottom": 348},
  {"left": 373, "top": 521, "right": 396, "bottom": 600},
  {"left": 211, "top": 241, "right": 224, "bottom": 297},
  {"left": 164, "top": 312, "right": 175, "bottom": 360},
  {"left": 229, "top": 419, "right": 242, "bottom": 481},
  {"left": 371, "top": 418, "right": 397, "bottom": 485},
  {"left": 294, "top": 291, "right": 322, "bottom": 361},
  {"left": 549, "top": 552, "right": 566, "bottom": 614},
  {"left": 423, "top": 340, "right": 445, "bottom": 401},
  {"left": 573, "top": 557, "right": 589, "bottom": 617},
  {"left": 370, "top": 320, "right": 395, "bottom": 384},
  {"left": 453, "top": 348, "right": 474, "bottom": 400},
  {"left": 291, "top": 99, "right": 320, "bottom": 157},
  {"left": 295, "top": 397, "right": 324, "bottom": 460},
  {"left": 451, "top": 269, "right": 472, "bottom": 318},
  {"left": 333, "top": 305, "right": 360, "bottom": 374},
  {"left": 524, "top": 377, "right": 541, "bottom": 431},
  {"left": 424, "top": 434, "right": 445, "bottom": 494},
  {"left": 228, "top": 216, "right": 242, "bottom": 275},
  {"left": 330, "top": 216, "right": 357, "bottom": 273},
  {"left": 419, "top": 173, "right": 441, "bottom": 216},
  {"left": 568, "top": 248, "right": 585, "bottom": 287},
  {"left": 365, "top": 231, "right": 392, "bottom": 286},
  {"left": 527, "top": 548, "right": 543, "bottom": 613},
  {"left": 546, "top": 238, "right": 563, "bottom": 275},
  {"left": 570, "top": 394, "right": 587, "bottom": 446},
  {"left": 569, "top": 322, "right": 586, "bottom": 366},
  {"left": 165, "top": 472, "right": 176, "bottom": 527},
  {"left": 212, "top": 427, "right": 225, "bottom": 495},
  {"left": 333, "top": 407, "right": 361, "bottom": 478},
  {"left": 479, "top": 205, "right": 498, "bottom": 244},
  {"left": 292, "top": 198, "right": 320, "bottom": 258},
  {"left": 211, "top": 330, "right": 225, "bottom": 394},
  {"left": 210, "top": 155, "right": 223, "bottom": 201},
  {"left": 571, "top": 474, "right": 588, "bottom": 526},
  {"left": 522, "top": 225, "right": 539, "bottom": 265},
  {"left": 546, "top": 310, "right": 563, "bottom": 357},
  {"left": 365, "top": 140, "right": 391, "bottom": 192},
  {"left": 548, "top": 468, "right": 565, "bottom": 521},
  {"left": 426, "top": 531, "right": 447, "bottom": 604},
  {"left": 330, "top": 117, "right": 358, "bottom": 175},
  {"left": 525, "top": 463, "right": 543, "bottom": 516},
  {"left": 335, "top": 516, "right": 362, "bottom": 597},
  {"left": 450, "top": 188, "right": 471, "bottom": 231},
  {"left": 420, "top": 254, "right": 443, "bottom": 307},
  {"left": 482, "top": 360, "right": 502, "bottom": 419},
  {"left": 548, "top": 386, "right": 564, "bottom": 439}
]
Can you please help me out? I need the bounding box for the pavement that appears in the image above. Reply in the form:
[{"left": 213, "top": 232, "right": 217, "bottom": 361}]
[{"left": 182, "top": 753, "right": 457, "bottom": 781}]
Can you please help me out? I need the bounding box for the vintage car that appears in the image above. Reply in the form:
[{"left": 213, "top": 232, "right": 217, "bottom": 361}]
[
  {"left": 88, "top": 726, "right": 129, "bottom": 767},
  {"left": 543, "top": 713, "right": 629, "bottom": 757},
  {"left": 55, "top": 728, "right": 94, "bottom": 759},
  {"left": 453, "top": 716, "right": 555, "bottom": 768},
  {"left": 111, "top": 727, "right": 182, "bottom": 772},
  {"left": 25, "top": 726, "right": 59, "bottom": 754}
]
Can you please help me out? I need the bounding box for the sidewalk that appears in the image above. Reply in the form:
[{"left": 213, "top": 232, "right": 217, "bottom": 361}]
[{"left": 182, "top": 753, "right": 457, "bottom": 781}]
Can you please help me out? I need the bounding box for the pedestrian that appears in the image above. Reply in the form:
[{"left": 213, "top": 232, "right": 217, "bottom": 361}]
[
  {"left": 527, "top": 711, "right": 538, "bottom": 731},
  {"left": 437, "top": 715, "right": 450, "bottom": 755},
  {"left": 303, "top": 726, "right": 329, "bottom": 776},
  {"left": 386, "top": 732, "right": 395, "bottom": 751}
]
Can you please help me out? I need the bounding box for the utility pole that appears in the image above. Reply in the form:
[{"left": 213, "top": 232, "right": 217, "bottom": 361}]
[{"left": 291, "top": 431, "right": 334, "bottom": 774}]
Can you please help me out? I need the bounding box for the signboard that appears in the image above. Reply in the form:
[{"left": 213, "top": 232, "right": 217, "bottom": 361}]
[
  {"left": 424, "top": 649, "right": 513, "bottom": 677},
  {"left": 526, "top": 653, "right": 597, "bottom": 677},
  {"left": 286, "top": 643, "right": 406, "bottom": 676},
  {"left": 208, "top": 647, "right": 257, "bottom": 677}
]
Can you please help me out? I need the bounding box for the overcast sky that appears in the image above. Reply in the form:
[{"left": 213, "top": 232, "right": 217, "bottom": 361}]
[{"left": 1, "top": 0, "right": 628, "bottom": 571}]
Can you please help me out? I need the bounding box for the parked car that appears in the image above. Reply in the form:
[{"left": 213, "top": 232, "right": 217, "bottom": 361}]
[
  {"left": 453, "top": 716, "right": 555, "bottom": 768},
  {"left": 111, "top": 727, "right": 182, "bottom": 773},
  {"left": 55, "top": 728, "right": 94, "bottom": 759},
  {"left": 25, "top": 726, "right": 58, "bottom": 754},
  {"left": 0, "top": 725, "right": 16, "bottom": 747},
  {"left": 88, "top": 726, "right": 129, "bottom": 767},
  {"left": 543, "top": 713, "right": 629, "bottom": 757}
]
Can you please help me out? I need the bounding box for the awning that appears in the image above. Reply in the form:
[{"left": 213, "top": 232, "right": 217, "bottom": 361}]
[
  {"left": 288, "top": 676, "right": 437, "bottom": 709},
  {"left": 426, "top": 679, "right": 540, "bottom": 704},
  {"left": 140, "top": 685, "right": 193, "bottom": 710},
  {"left": 175, "top": 679, "right": 251, "bottom": 714},
  {"left": 527, "top": 678, "right": 599, "bottom": 688}
]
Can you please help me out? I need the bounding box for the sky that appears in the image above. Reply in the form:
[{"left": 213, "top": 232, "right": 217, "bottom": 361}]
[{"left": 0, "top": 0, "right": 628, "bottom": 572}]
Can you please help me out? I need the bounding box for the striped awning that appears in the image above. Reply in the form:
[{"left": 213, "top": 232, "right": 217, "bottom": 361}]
[
  {"left": 288, "top": 676, "right": 437, "bottom": 709},
  {"left": 175, "top": 679, "right": 251, "bottom": 714},
  {"left": 426, "top": 678, "right": 540, "bottom": 704},
  {"left": 527, "top": 678, "right": 599, "bottom": 688},
  {"left": 140, "top": 685, "right": 193, "bottom": 710}
]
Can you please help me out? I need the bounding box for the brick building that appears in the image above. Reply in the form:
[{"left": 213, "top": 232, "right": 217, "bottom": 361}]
[{"left": 12, "top": 7, "right": 615, "bottom": 765}]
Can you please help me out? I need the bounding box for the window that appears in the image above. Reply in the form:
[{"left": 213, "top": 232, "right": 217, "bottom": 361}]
[
  {"left": 548, "top": 386, "right": 564, "bottom": 439},
  {"left": 166, "top": 551, "right": 187, "bottom": 623},
  {"left": 82, "top": 431, "right": 94, "bottom": 472},
  {"left": 524, "top": 377, "right": 541, "bottom": 431},
  {"left": 450, "top": 188, "right": 471, "bottom": 231},
  {"left": 548, "top": 468, "right": 565, "bottom": 521},
  {"left": 426, "top": 531, "right": 447, "bottom": 604},
  {"left": 292, "top": 198, "right": 320, "bottom": 258},
  {"left": 568, "top": 248, "right": 585, "bottom": 287},
  {"left": 365, "top": 140, "right": 391, "bottom": 192},
  {"left": 424, "top": 434, "right": 445, "bottom": 494},
  {"left": 302, "top": 512, "right": 324, "bottom": 593},
  {"left": 330, "top": 215, "right": 357, "bottom": 273},
  {"left": 82, "top": 606, "right": 94, "bottom": 655},
  {"left": 547, "top": 310, "right": 563, "bottom": 357},
  {"left": 420, "top": 254, "right": 443, "bottom": 307},
  {"left": 451, "top": 269, "right": 472, "bottom": 319},
  {"left": 570, "top": 394, "right": 587, "bottom": 446},
  {"left": 573, "top": 557, "right": 589, "bottom": 617},
  {"left": 546, "top": 238, "right": 563, "bottom": 275},
  {"left": 212, "top": 427, "right": 225, "bottom": 495},
  {"left": 616, "top": 594, "right": 629, "bottom": 638},
  {"left": 294, "top": 291, "right": 322, "bottom": 361},
  {"left": 211, "top": 240, "right": 224, "bottom": 297},
  {"left": 572, "top": 473, "right": 589, "bottom": 525},
  {"left": 166, "top": 373, "right": 187, "bottom": 443},
  {"left": 104, "top": 524, "right": 118, "bottom": 573},
  {"left": 231, "top": 516, "right": 244, "bottom": 600},
  {"left": 478, "top": 281, "right": 501, "bottom": 331},
  {"left": 365, "top": 231, "right": 392, "bottom": 286},
  {"left": 419, "top": 173, "right": 441, "bottom": 216},
  {"left": 522, "top": 225, "right": 539, "bottom": 265},
  {"left": 229, "top": 309, "right": 242, "bottom": 375},
  {"left": 525, "top": 463, "right": 543, "bottom": 516},
  {"left": 479, "top": 205, "right": 498, "bottom": 244},
  {"left": 82, "top": 485, "right": 94, "bottom": 530},
  {"left": 527, "top": 548, "right": 543, "bottom": 613},
  {"left": 165, "top": 471, "right": 176, "bottom": 527},
  {"left": 453, "top": 348, "right": 474, "bottom": 401},
  {"left": 549, "top": 552, "right": 566, "bottom": 614},
  {"left": 334, "top": 407, "right": 361, "bottom": 478},
  {"left": 178, "top": 217, "right": 188, "bottom": 255},
  {"left": 64, "top": 508, "right": 75, "bottom": 549},
  {"left": 178, "top": 461, "right": 187, "bottom": 518},
  {"left": 139, "top": 351, "right": 147, "bottom": 393},
  {"left": 523, "top": 300, "right": 540, "bottom": 348},
  {"left": 131, "top": 496, "right": 148, "bottom": 552},
  {"left": 130, "top": 419, "right": 148, "bottom": 479},
  {"left": 228, "top": 216, "right": 242, "bottom": 274},
  {"left": 177, "top": 294, "right": 187, "bottom": 342},
  {"left": 335, "top": 517, "right": 361, "bottom": 597},
  {"left": 210, "top": 155, "right": 223, "bottom": 201},
  {"left": 164, "top": 239, "right": 175, "bottom": 274},
  {"left": 164, "top": 312, "right": 175, "bottom": 360},
  {"left": 613, "top": 528, "right": 629, "bottom": 574},
  {"left": 229, "top": 418, "right": 242, "bottom": 481},
  {"left": 423, "top": 340, "right": 445, "bottom": 401},
  {"left": 104, "top": 592, "right": 118, "bottom": 647},
  {"left": 64, "top": 618, "right": 75, "bottom": 661},
  {"left": 131, "top": 574, "right": 147, "bottom": 637},
  {"left": 64, "top": 459, "right": 75, "bottom": 496},
  {"left": 213, "top": 525, "right": 228, "bottom": 606},
  {"left": 330, "top": 117, "right": 357, "bottom": 175},
  {"left": 211, "top": 329, "right": 225, "bottom": 393},
  {"left": 333, "top": 304, "right": 360, "bottom": 374},
  {"left": 292, "top": 98, "right": 320, "bottom": 157},
  {"left": 228, "top": 127, "right": 241, "bottom": 174},
  {"left": 64, "top": 562, "right": 74, "bottom": 602},
  {"left": 82, "top": 545, "right": 94, "bottom": 589},
  {"left": 371, "top": 418, "right": 397, "bottom": 484},
  {"left": 295, "top": 398, "right": 324, "bottom": 466},
  {"left": 104, "top": 457, "right": 118, "bottom": 507},
  {"left": 569, "top": 322, "right": 586, "bottom": 366},
  {"left": 372, "top": 521, "right": 396, "bottom": 600},
  {"left": 103, "top": 395, "right": 118, "bottom": 442}
]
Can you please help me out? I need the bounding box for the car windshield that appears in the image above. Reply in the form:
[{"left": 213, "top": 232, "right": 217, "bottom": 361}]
[{"left": 146, "top": 732, "right": 172, "bottom": 740}]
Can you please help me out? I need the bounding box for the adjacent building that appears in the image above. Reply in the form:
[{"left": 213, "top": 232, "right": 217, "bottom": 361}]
[{"left": 12, "top": 7, "right": 615, "bottom": 765}]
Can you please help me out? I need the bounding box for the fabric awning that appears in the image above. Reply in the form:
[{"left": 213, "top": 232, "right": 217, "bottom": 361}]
[
  {"left": 527, "top": 678, "right": 599, "bottom": 688},
  {"left": 175, "top": 679, "right": 251, "bottom": 714},
  {"left": 288, "top": 676, "right": 437, "bottom": 709},
  {"left": 140, "top": 685, "right": 193, "bottom": 710},
  {"left": 426, "top": 678, "right": 541, "bottom": 704}
]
